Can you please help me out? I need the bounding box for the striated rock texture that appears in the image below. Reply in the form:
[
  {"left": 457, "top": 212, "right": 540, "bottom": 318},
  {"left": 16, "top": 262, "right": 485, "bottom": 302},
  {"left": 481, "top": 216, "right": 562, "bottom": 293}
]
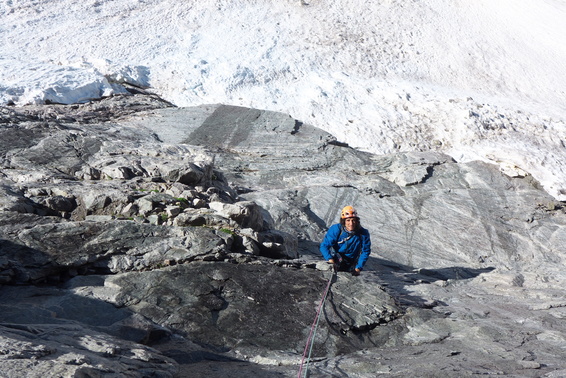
[{"left": 1, "top": 95, "right": 566, "bottom": 377}]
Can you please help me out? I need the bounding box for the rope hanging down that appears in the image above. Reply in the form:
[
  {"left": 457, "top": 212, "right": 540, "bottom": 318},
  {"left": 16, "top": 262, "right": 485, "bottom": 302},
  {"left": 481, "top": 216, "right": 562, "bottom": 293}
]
[{"left": 297, "top": 267, "right": 336, "bottom": 378}]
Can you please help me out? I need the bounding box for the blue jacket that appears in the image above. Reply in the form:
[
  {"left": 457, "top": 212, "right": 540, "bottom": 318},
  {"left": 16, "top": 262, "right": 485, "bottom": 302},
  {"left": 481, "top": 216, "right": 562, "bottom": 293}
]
[{"left": 320, "top": 224, "right": 371, "bottom": 270}]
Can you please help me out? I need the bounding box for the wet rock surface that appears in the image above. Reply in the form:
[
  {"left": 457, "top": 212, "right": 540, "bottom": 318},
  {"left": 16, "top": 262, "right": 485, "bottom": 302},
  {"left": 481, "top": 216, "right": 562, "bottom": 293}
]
[{"left": 1, "top": 95, "right": 566, "bottom": 377}]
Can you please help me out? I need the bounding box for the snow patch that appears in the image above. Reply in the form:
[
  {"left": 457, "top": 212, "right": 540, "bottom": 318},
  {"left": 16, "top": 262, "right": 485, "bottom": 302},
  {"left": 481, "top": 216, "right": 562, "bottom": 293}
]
[{"left": 1, "top": 0, "right": 565, "bottom": 199}]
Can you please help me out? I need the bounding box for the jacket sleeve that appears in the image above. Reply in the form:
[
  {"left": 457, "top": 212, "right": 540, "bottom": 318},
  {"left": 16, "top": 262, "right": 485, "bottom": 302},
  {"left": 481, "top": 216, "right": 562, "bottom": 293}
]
[
  {"left": 319, "top": 224, "right": 340, "bottom": 261},
  {"left": 355, "top": 228, "right": 372, "bottom": 270}
]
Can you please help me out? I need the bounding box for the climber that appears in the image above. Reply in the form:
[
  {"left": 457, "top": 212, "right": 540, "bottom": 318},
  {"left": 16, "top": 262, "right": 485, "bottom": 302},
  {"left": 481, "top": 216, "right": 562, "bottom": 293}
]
[{"left": 319, "top": 205, "right": 371, "bottom": 276}]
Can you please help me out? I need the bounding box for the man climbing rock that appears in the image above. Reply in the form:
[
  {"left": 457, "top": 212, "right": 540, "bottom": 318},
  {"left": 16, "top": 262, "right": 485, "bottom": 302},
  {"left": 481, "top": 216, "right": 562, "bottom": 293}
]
[{"left": 320, "top": 206, "right": 372, "bottom": 276}]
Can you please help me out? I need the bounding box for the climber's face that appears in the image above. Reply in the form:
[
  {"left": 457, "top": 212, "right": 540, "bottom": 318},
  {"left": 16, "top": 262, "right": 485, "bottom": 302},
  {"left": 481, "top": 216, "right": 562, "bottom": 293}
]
[{"left": 344, "top": 217, "right": 359, "bottom": 232}]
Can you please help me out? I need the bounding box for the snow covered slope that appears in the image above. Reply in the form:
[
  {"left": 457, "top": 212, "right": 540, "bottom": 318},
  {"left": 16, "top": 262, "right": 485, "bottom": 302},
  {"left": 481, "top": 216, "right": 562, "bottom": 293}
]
[{"left": 1, "top": 0, "right": 565, "bottom": 198}]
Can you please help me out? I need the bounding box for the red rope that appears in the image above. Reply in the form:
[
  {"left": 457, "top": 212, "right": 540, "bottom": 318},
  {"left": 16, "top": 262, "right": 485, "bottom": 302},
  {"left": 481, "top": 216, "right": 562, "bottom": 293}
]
[{"left": 297, "top": 269, "right": 335, "bottom": 378}]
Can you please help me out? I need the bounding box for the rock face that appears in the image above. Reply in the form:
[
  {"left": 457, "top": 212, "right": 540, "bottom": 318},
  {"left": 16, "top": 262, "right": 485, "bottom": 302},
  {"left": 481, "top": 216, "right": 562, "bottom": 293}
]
[{"left": 1, "top": 95, "right": 566, "bottom": 377}]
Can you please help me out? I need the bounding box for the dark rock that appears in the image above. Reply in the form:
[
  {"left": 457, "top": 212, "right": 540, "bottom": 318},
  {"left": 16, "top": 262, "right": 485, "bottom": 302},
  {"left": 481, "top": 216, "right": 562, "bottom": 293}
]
[
  {"left": 67, "top": 262, "right": 402, "bottom": 361},
  {"left": 44, "top": 195, "right": 77, "bottom": 213}
]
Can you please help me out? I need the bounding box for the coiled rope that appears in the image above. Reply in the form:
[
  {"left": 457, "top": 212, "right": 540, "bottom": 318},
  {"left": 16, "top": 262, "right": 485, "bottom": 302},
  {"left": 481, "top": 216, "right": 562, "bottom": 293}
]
[{"left": 297, "top": 267, "right": 336, "bottom": 378}]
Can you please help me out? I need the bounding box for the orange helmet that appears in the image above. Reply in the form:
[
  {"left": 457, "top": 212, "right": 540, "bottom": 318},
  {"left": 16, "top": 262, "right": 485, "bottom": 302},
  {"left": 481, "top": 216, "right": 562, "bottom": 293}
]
[{"left": 341, "top": 206, "right": 359, "bottom": 219}]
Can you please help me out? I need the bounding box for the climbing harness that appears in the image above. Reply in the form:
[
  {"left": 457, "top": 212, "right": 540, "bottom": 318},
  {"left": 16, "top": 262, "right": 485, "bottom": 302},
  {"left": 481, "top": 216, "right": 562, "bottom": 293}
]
[
  {"left": 297, "top": 266, "right": 336, "bottom": 378},
  {"left": 335, "top": 227, "right": 360, "bottom": 272},
  {"left": 337, "top": 230, "right": 355, "bottom": 245}
]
